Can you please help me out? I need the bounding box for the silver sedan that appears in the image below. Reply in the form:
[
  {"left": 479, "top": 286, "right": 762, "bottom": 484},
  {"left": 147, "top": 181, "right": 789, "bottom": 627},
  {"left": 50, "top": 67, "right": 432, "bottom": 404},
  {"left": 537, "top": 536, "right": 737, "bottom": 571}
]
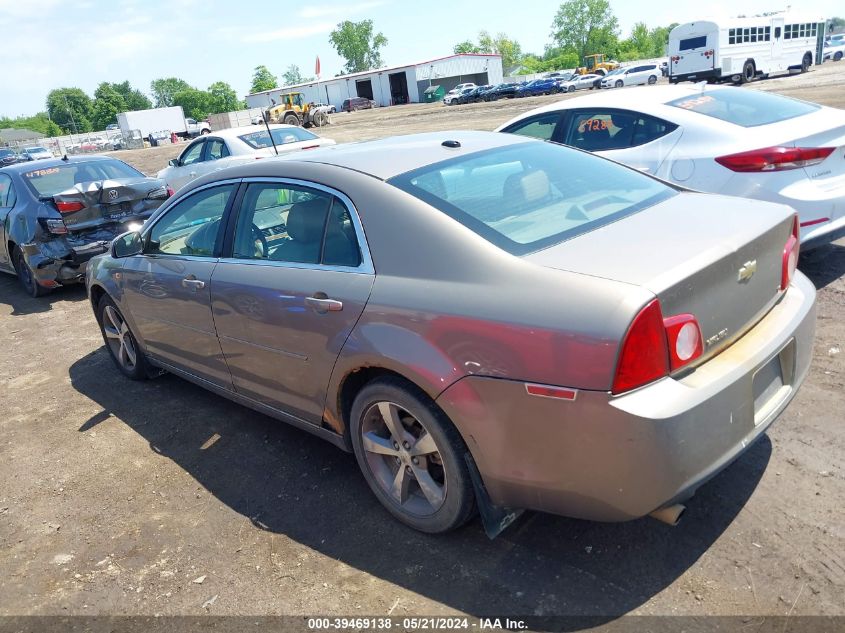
[{"left": 86, "top": 131, "right": 816, "bottom": 534}]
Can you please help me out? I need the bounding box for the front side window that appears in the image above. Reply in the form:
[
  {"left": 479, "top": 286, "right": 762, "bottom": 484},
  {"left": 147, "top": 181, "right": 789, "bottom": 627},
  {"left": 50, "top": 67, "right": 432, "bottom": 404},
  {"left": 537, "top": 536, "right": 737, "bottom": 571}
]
[
  {"left": 501, "top": 112, "right": 562, "bottom": 141},
  {"left": 147, "top": 184, "right": 234, "bottom": 257},
  {"left": 232, "top": 183, "right": 361, "bottom": 267},
  {"left": 667, "top": 89, "right": 819, "bottom": 127},
  {"left": 389, "top": 142, "right": 675, "bottom": 256},
  {"left": 179, "top": 141, "right": 204, "bottom": 166},
  {"left": 0, "top": 174, "right": 16, "bottom": 207},
  {"left": 563, "top": 110, "right": 679, "bottom": 151}
]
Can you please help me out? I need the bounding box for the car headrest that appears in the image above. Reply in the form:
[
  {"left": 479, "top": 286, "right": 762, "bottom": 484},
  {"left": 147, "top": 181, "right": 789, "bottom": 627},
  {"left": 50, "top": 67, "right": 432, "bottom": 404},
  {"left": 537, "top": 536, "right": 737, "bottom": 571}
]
[
  {"left": 505, "top": 170, "right": 550, "bottom": 205},
  {"left": 286, "top": 197, "right": 330, "bottom": 242}
]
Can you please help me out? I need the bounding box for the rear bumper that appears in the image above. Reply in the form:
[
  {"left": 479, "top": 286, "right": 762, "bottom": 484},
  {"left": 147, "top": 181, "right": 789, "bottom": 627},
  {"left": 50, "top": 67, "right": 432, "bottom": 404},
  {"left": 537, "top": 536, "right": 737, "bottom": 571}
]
[
  {"left": 436, "top": 272, "right": 816, "bottom": 522},
  {"left": 670, "top": 68, "right": 721, "bottom": 82}
]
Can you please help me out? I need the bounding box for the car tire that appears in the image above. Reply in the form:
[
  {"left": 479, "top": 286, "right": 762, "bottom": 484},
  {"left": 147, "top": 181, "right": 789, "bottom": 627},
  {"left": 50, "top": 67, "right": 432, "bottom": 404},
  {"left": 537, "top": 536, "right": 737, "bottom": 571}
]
[
  {"left": 350, "top": 378, "right": 476, "bottom": 534},
  {"left": 568, "top": 85, "right": 575, "bottom": 92},
  {"left": 741, "top": 60, "right": 756, "bottom": 83},
  {"left": 201, "top": 129, "right": 210, "bottom": 135},
  {"left": 615, "top": 80, "right": 623, "bottom": 88},
  {"left": 836, "top": 52, "right": 843, "bottom": 62},
  {"left": 801, "top": 53, "right": 812, "bottom": 72},
  {"left": 96, "top": 295, "right": 151, "bottom": 380},
  {"left": 647, "top": 75, "right": 657, "bottom": 84},
  {"left": 12, "top": 245, "right": 49, "bottom": 297}
]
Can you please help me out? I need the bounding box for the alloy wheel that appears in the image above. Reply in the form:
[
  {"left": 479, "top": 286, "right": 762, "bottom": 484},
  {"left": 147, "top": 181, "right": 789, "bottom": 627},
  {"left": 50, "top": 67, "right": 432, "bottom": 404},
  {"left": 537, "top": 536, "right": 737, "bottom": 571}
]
[
  {"left": 360, "top": 401, "right": 447, "bottom": 516},
  {"left": 102, "top": 305, "right": 138, "bottom": 372}
]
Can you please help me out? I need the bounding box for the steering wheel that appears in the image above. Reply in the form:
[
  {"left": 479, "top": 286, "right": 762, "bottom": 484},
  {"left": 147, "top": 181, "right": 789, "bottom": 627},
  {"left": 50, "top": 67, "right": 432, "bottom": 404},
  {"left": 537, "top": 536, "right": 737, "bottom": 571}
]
[{"left": 251, "top": 224, "right": 269, "bottom": 258}]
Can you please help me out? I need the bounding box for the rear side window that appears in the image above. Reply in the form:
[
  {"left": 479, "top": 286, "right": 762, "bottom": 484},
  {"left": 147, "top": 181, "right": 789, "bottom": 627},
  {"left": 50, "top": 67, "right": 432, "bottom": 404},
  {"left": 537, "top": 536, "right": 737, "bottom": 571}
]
[
  {"left": 562, "top": 110, "right": 679, "bottom": 151},
  {"left": 389, "top": 142, "right": 675, "bottom": 255},
  {"left": 679, "top": 35, "right": 707, "bottom": 50},
  {"left": 0, "top": 174, "right": 16, "bottom": 207},
  {"left": 666, "top": 89, "right": 819, "bottom": 127},
  {"left": 501, "top": 112, "right": 562, "bottom": 141}
]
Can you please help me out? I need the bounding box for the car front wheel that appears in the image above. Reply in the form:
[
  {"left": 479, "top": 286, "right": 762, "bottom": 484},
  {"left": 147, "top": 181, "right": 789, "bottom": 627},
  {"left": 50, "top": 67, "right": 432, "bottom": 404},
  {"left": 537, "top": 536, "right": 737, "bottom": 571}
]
[
  {"left": 350, "top": 378, "right": 476, "bottom": 533},
  {"left": 97, "top": 295, "right": 151, "bottom": 380}
]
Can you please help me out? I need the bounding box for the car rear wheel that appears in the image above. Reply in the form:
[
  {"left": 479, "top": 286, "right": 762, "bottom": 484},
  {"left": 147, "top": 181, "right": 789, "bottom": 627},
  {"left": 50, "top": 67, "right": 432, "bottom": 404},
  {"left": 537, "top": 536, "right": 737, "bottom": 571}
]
[
  {"left": 836, "top": 52, "right": 844, "bottom": 62},
  {"left": 97, "top": 295, "right": 150, "bottom": 380},
  {"left": 12, "top": 246, "right": 49, "bottom": 297},
  {"left": 350, "top": 378, "right": 476, "bottom": 533}
]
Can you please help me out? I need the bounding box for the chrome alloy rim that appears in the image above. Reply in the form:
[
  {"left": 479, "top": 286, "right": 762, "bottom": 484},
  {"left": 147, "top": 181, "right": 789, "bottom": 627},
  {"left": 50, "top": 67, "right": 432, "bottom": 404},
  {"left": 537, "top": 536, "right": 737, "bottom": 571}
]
[
  {"left": 102, "top": 305, "right": 137, "bottom": 371},
  {"left": 360, "top": 401, "right": 447, "bottom": 516}
]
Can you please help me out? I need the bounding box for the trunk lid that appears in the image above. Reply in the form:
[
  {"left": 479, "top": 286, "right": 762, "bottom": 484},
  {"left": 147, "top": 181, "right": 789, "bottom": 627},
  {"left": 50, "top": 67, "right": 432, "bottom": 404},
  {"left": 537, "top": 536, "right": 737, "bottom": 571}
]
[
  {"left": 525, "top": 192, "right": 795, "bottom": 365},
  {"left": 52, "top": 177, "right": 168, "bottom": 231}
]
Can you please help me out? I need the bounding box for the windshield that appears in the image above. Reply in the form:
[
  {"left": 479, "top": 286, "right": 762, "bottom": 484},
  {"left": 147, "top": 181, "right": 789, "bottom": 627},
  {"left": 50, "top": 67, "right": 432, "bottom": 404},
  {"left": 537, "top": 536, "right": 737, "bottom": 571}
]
[
  {"left": 666, "top": 89, "right": 819, "bottom": 127},
  {"left": 237, "top": 127, "right": 318, "bottom": 149},
  {"left": 389, "top": 141, "right": 675, "bottom": 255},
  {"left": 22, "top": 159, "right": 144, "bottom": 197}
]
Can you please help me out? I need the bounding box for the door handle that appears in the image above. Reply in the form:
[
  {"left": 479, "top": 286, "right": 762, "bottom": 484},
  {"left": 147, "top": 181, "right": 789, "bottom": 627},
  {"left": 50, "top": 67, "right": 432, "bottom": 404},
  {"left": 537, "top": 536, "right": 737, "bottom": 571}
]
[
  {"left": 305, "top": 295, "right": 343, "bottom": 312},
  {"left": 181, "top": 276, "right": 205, "bottom": 290}
]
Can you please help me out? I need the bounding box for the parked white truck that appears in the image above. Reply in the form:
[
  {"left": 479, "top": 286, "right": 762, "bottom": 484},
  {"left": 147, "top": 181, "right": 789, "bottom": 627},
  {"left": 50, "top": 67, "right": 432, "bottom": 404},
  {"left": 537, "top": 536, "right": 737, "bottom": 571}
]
[{"left": 117, "top": 106, "right": 210, "bottom": 141}]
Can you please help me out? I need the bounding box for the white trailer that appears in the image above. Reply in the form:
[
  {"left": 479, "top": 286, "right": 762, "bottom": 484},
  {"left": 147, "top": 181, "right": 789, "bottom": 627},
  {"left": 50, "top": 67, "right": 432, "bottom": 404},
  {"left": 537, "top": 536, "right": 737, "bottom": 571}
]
[
  {"left": 669, "top": 13, "right": 824, "bottom": 84},
  {"left": 118, "top": 106, "right": 189, "bottom": 139}
]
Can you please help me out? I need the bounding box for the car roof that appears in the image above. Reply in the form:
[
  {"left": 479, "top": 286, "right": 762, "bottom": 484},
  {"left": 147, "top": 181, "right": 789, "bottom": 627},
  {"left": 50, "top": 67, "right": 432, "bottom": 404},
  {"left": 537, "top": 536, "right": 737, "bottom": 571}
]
[
  {"left": 261, "top": 130, "right": 536, "bottom": 180},
  {"left": 207, "top": 124, "right": 307, "bottom": 140},
  {"left": 0, "top": 154, "right": 117, "bottom": 174}
]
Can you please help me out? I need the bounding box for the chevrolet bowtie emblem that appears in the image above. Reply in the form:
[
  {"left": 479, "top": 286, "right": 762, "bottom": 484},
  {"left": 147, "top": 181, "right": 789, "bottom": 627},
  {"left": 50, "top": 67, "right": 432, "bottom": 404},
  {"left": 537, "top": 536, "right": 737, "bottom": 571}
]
[{"left": 737, "top": 260, "right": 757, "bottom": 282}]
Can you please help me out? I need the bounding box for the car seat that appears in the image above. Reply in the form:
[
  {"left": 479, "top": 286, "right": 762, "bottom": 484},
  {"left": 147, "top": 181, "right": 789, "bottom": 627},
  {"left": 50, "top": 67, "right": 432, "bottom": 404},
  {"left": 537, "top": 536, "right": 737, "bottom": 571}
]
[{"left": 271, "top": 197, "right": 330, "bottom": 263}]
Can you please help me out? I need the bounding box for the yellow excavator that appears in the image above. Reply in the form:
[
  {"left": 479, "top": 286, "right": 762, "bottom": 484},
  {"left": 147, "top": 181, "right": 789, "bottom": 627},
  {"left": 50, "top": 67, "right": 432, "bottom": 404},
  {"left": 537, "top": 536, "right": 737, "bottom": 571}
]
[
  {"left": 265, "top": 92, "right": 330, "bottom": 128},
  {"left": 576, "top": 54, "right": 620, "bottom": 76}
]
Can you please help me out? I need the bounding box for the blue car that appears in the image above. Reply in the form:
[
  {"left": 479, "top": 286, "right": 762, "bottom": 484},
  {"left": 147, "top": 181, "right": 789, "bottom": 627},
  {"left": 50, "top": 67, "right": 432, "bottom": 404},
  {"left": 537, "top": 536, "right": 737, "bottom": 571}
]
[{"left": 515, "top": 78, "right": 559, "bottom": 97}]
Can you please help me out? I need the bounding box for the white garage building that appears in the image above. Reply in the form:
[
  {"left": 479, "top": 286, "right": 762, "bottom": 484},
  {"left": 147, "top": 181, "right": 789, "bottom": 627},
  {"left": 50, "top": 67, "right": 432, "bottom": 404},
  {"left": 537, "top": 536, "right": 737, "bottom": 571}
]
[{"left": 245, "top": 53, "right": 503, "bottom": 110}]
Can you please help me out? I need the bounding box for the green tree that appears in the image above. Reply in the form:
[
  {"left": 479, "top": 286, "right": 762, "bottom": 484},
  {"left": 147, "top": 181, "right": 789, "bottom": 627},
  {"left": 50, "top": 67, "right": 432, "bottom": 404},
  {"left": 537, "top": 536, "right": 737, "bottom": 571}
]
[
  {"left": 171, "top": 88, "right": 215, "bottom": 120},
  {"left": 250, "top": 65, "right": 278, "bottom": 93},
  {"left": 828, "top": 17, "right": 844, "bottom": 30},
  {"left": 91, "top": 83, "right": 127, "bottom": 130},
  {"left": 281, "top": 64, "right": 313, "bottom": 86},
  {"left": 46, "top": 87, "right": 93, "bottom": 134},
  {"left": 551, "top": 0, "right": 619, "bottom": 63},
  {"left": 453, "top": 40, "right": 481, "bottom": 54},
  {"left": 0, "top": 113, "right": 62, "bottom": 137},
  {"left": 207, "top": 81, "right": 240, "bottom": 113},
  {"left": 110, "top": 80, "right": 152, "bottom": 111},
  {"left": 150, "top": 77, "right": 192, "bottom": 107},
  {"left": 329, "top": 19, "right": 388, "bottom": 74}
]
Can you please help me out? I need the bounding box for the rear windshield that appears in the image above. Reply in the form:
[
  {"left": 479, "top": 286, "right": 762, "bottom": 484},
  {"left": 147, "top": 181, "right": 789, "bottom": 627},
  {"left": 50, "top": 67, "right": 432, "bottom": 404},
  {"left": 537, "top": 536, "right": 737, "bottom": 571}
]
[
  {"left": 666, "top": 89, "right": 819, "bottom": 127},
  {"left": 679, "top": 35, "right": 707, "bottom": 50},
  {"left": 22, "top": 159, "right": 144, "bottom": 197},
  {"left": 389, "top": 141, "right": 675, "bottom": 255},
  {"left": 237, "top": 127, "right": 318, "bottom": 149}
]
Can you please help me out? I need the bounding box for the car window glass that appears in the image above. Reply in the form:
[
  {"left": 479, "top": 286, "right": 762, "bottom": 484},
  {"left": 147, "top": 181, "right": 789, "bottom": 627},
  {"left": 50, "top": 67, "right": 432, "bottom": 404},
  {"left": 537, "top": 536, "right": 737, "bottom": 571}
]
[
  {"left": 502, "top": 112, "right": 561, "bottom": 141},
  {"left": 180, "top": 142, "right": 204, "bottom": 166},
  {"left": 207, "top": 139, "right": 229, "bottom": 160},
  {"left": 147, "top": 184, "right": 234, "bottom": 257},
  {"left": 233, "top": 183, "right": 360, "bottom": 267},
  {"left": 564, "top": 110, "right": 678, "bottom": 151},
  {"left": 21, "top": 160, "right": 144, "bottom": 197},
  {"left": 0, "top": 175, "right": 15, "bottom": 207},
  {"left": 665, "top": 89, "right": 818, "bottom": 127}
]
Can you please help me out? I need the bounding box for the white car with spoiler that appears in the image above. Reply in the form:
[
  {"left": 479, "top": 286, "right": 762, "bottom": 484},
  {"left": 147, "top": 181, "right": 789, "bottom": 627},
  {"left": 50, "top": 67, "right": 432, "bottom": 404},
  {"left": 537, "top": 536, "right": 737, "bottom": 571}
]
[{"left": 496, "top": 84, "right": 845, "bottom": 249}]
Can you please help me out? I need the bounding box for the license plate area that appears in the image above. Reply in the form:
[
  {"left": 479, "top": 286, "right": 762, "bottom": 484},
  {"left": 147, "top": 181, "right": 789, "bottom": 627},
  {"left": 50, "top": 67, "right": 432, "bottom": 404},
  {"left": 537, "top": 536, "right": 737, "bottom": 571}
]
[
  {"left": 752, "top": 338, "right": 796, "bottom": 426},
  {"left": 106, "top": 202, "right": 133, "bottom": 220}
]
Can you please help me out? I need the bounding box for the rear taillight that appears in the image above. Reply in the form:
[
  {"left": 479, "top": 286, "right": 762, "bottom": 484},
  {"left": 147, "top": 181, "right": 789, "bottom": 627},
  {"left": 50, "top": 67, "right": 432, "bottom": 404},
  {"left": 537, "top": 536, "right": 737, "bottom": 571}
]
[
  {"left": 612, "top": 299, "right": 669, "bottom": 394},
  {"left": 715, "top": 146, "right": 834, "bottom": 172},
  {"left": 781, "top": 215, "right": 800, "bottom": 291},
  {"left": 663, "top": 314, "right": 703, "bottom": 371},
  {"left": 613, "top": 301, "right": 705, "bottom": 394},
  {"left": 55, "top": 200, "right": 84, "bottom": 213}
]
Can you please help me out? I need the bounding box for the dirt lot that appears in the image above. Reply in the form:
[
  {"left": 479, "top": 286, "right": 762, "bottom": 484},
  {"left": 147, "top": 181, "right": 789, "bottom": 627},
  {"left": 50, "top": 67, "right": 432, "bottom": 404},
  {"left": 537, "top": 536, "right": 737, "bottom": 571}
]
[{"left": 1, "top": 63, "right": 844, "bottom": 624}]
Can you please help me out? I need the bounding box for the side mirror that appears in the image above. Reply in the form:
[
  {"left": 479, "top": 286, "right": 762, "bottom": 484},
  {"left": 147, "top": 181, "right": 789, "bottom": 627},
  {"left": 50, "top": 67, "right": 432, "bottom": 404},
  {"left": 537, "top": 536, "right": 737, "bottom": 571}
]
[
  {"left": 112, "top": 231, "right": 143, "bottom": 258},
  {"left": 168, "top": 158, "right": 179, "bottom": 167}
]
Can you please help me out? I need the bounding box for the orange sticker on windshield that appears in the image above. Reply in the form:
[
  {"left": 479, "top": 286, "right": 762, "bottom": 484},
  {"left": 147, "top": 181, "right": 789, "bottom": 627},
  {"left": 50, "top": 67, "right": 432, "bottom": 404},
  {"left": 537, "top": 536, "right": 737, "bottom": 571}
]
[
  {"left": 25, "top": 167, "right": 60, "bottom": 178},
  {"left": 674, "top": 95, "right": 715, "bottom": 110},
  {"left": 579, "top": 118, "right": 610, "bottom": 133}
]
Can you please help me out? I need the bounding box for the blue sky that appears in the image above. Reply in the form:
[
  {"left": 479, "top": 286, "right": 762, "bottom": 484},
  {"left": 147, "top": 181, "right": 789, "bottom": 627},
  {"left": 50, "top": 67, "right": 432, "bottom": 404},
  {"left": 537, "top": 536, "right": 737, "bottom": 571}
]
[{"left": 0, "top": 0, "right": 839, "bottom": 117}]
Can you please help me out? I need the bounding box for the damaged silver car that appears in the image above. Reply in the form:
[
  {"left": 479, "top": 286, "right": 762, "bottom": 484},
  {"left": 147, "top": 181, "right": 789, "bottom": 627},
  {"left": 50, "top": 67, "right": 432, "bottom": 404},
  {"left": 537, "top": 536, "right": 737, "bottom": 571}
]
[{"left": 0, "top": 156, "right": 172, "bottom": 296}]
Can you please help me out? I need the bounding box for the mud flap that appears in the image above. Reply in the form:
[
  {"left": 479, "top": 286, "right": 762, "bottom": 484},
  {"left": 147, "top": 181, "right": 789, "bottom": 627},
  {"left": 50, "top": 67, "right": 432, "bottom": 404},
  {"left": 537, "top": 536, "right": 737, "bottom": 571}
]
[{"left": 464, "top": 452, "right": 524, "bottom": 540}]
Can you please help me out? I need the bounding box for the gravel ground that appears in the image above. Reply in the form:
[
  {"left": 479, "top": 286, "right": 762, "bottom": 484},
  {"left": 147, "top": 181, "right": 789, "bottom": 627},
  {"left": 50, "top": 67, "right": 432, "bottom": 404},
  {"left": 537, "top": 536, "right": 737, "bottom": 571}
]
[{"left": 1, "top": 62, "right": 844, "bottom": 623}]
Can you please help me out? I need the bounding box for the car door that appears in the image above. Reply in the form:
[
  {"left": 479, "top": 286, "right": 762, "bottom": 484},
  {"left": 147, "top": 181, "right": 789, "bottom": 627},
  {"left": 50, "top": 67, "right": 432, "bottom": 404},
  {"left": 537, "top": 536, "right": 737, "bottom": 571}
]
[
  {"left": 559, "top": 108, "right": 683, "bottom": 175},
  {"left": 0, "top": 173, "right": 17, "bottom": 270},
  {"left": 167, "top": 139, "right": 206, "bottom": 191},
  {"left": 209, "top": 179, "right": 374, "bottom": 424},
  {"left": 120, "top": 181, "right": 238, "bottom": 387}
]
